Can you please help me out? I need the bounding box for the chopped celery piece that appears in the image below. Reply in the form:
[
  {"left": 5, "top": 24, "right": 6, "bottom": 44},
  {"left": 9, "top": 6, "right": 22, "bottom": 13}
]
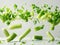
[
  {"left": 34, "top": 25, "right": 44, "bottom": 31},
  {"left": 19, "top": 28, "right": 31, "bottom": 41},
  {"left": 32, "top": 4, "right": 36, "bottom": 9},
  {"left": 34, "top": 35, "right": 43, "bottom": 40},
  {"left": 5, "top": 20, "right": 11, "bottom": 25},
  {"left": 3, "top": 28, "right": 10, "bottom": 37},
  {"left": 6, "top": 33, "right": 17, "bottom": 42},
  {"left": 14, "top": 4, "right": 17, "bottom": 9},
  {"left": 32, "top": 4, "right": 41, "bottom": 14},
  {"left": 46, "top": 31, "right": 55, "bottom": 41},
  {"left": 37, "top": 10, "right": 46, "bottom": 19},
  {"left": 50, "top": 24, "right": 55, "bottom": 30},
  {"left": 9, "top": 24, "right": 22, "bottom": 29},
  {"left": 0, "top": 11, "right": 16, "bottom": 24}
]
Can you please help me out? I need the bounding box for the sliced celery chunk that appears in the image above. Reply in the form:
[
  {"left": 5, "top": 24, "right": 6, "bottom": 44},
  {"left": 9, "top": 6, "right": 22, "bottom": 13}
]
[
  {"left": 34, "top": 35, "right": 43, "bottom": 40},
  {"left": 34, "top": 25, "right": 44, "bottom": 31}
]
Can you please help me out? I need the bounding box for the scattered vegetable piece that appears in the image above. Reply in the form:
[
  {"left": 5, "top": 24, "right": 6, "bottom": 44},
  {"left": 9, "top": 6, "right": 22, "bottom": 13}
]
[
  {"left": 46, "top": 31, "right": 55, "bottom": 41},
  {"left": 50, "top": 24, "right": 55, "bottom": 30},
  {"left": 19, "top": 10, "right": 31, "bottom": 22},
  {"left": 14, "top": 4, "right": 17, "bottom": 9},
  {"left": 9, "top": 24, "right": 22, "bottom": 30},
  {"left": 0, "top": 11, "right": 16, "bottom": 24},
  {"left": 34, "top": 35, "right": 43, "bottom": 40},
  {"left": 34, "top": 25, "right": 44, "bottom": 31},
  {"left": 3, "top": 28, "right": 10, "bottom": 37},
  {"left": 32, "top": 4, "right": 41, "bottom": 14},
  {"left": 19, "top": 28, "right": 31, "bottom": 41},
  {"left": 5, "top": 20, "right": 11, "bottom": 25},
  {"left": 6, "top": 33, "right": 17, "bottom": 42}
]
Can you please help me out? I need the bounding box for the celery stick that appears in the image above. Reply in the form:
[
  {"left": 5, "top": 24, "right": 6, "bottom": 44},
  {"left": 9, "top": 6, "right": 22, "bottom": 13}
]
[
  {"left": 46, "top": 31, "right": 55, "bottom": 41},
  {"left": 34, "top": 35, "right": 43, "bottom": 40},
  {"left": 34, "top": 25, "right": 44, "bottom": 31},
  {"left": 50, "top": 24, "right": 55, "bottom": 30},
  {"left": 3, "top": 28, "right": 10, "bottom": 37},
  {"left": 6, "top": 33, "right": 17, "bottom": 42},
  {"left": 19, "top": 28, "right": 31, "bottom": 41},
  {"left": 9, "top": 24, "right": 22, "bottom": 29}
]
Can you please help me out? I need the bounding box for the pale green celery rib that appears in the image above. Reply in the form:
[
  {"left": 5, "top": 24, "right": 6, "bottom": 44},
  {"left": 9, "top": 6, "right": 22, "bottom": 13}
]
[
  {"left": 9, "top": 24, "right": 22, "bottom": 30},
  {"left": 46, "top": 31, "right": 55, "bottom": 41},
  {"left": 19, "top": 28, "right": 31, "bottom": 41},
  {"left": 3, "top": 28, "right": 10, "bottom": 37}
]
